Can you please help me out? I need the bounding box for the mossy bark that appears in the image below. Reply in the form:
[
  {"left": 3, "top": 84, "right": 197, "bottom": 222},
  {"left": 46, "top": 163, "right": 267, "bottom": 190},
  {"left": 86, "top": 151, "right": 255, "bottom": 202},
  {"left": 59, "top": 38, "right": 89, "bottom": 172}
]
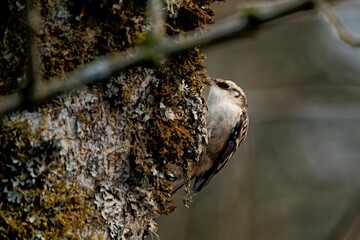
[{"left": 0, "top": 0, "right": 218, "bottom": 239}]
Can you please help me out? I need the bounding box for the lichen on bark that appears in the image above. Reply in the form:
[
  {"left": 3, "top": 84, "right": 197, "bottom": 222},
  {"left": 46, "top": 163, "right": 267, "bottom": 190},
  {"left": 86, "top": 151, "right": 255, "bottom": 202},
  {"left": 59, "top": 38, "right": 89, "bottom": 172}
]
[{"left": 0, "top": 0, "right": 219, "bottom": 238}]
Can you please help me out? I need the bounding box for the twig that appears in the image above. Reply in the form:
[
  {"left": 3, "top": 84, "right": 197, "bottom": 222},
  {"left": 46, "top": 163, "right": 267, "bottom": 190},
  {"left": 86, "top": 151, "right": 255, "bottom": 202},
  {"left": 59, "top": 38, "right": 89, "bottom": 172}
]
[
  {"left": 148, "top": 0, "right": 165, "bottom": 36},
  {"left": 316, "top": 0, "right": 360, "bottom": 47},
  {"left": 0, "top": 0, "right": 314, "bottom": 117},
  {"left": 24, "top": 0, "right": 41, "bottom": 103}
]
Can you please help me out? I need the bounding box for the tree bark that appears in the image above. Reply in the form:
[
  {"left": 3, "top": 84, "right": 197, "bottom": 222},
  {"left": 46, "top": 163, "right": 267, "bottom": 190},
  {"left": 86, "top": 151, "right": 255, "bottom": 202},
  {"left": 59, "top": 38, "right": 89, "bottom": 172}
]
[{"left": 0, "top": 0, "right": 213, "bottom": 238}]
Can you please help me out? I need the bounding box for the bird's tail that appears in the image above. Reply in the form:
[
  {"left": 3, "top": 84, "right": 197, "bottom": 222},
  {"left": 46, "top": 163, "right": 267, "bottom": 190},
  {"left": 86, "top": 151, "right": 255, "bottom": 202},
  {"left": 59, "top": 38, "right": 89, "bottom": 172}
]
[{"left": 171, "top": 178, "right": 184, "bottom": 194}]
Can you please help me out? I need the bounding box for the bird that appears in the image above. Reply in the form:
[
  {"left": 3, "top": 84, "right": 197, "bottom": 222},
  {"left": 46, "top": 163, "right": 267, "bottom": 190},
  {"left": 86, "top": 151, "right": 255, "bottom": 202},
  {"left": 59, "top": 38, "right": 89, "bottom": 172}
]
[{"left": 172, "top": 78, "right": 249, "bottom": 194}]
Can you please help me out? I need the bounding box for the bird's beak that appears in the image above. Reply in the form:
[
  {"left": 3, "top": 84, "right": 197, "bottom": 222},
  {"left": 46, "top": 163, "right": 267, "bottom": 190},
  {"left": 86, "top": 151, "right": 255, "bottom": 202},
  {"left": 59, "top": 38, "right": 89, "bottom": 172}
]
[{"left": 207, "top": 77, "right": 217, "bottom": 86}]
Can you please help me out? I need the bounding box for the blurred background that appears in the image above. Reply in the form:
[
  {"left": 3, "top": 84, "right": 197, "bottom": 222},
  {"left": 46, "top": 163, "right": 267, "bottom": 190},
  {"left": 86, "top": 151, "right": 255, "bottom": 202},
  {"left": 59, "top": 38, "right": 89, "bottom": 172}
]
[{"left": 158, "top": 0, "right": 360, "bottom": 239}]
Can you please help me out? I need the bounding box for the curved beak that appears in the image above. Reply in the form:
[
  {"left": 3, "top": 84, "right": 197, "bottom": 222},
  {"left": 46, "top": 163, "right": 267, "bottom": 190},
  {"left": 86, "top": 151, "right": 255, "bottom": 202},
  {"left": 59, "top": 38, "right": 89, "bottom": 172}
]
[{"left": 207, "top": 77, "right": 217, "bottom": 86}]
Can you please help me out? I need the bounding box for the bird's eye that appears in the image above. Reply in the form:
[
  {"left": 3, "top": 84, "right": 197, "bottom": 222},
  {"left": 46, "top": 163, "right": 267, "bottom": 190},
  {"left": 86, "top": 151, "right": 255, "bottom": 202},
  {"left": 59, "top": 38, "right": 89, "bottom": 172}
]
[{"left": 217, "top": 82, "right": 230, "bottom": 89}]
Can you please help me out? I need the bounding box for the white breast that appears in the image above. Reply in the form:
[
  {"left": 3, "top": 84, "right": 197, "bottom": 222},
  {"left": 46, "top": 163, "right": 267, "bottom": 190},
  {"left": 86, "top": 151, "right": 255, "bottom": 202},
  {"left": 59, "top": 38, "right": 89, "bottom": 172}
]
[{"left": 205, "top": 87, "right": 242, "bottom": 158}]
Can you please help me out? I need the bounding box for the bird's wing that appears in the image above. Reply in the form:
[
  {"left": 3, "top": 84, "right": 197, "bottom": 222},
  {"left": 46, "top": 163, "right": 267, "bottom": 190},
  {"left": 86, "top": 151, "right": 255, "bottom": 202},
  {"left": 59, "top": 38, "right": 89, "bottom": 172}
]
[{"left": 193, "top": 112, "right": 248, "bottom": 193}]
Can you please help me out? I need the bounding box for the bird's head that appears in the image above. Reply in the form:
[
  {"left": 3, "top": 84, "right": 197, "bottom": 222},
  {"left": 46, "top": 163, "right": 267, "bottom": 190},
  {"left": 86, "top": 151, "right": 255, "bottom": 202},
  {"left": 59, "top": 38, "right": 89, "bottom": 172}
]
[{"left": 209, "top": 78, "right": 247, "bottom": 108}]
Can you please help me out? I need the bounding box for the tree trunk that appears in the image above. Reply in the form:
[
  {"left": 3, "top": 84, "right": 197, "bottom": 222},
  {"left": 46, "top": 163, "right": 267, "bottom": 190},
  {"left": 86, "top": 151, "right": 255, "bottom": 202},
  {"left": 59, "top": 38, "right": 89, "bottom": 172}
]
[{"left": 0, "top": 0, "right": 216, "bottom": 238}]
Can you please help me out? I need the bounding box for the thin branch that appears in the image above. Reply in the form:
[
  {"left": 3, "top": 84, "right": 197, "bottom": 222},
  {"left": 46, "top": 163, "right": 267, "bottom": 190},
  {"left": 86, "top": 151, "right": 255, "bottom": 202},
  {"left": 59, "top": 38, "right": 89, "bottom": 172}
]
[
  {"left": 0, "top": 0, "right": 314, "bottom": 117},
  {"left": 316, "top": 0, "right": 360, "bottom": 47},
  {"left": 24, "top": 0, "right": 41, "bottom": 103},
  {"left": 148, "top": 0, "right": 165, "bottom": 36}
]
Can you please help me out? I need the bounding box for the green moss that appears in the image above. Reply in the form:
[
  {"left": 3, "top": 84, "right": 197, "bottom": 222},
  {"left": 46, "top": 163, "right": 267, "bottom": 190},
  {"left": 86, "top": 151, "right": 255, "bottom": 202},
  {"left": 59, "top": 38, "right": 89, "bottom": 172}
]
[
  {"left": 127, "top": 50, "right": 208, "bottom": 213},
  {"left": 0, "top": 0, "right": 27, "bottom": 95},
  {"left": 166, "top": 0, "right": 217, "bottom": 33},
  {"left": 38, "top": 0, "right": 149, "bottom": 80},
  {"left": 0, "top": 121, "right": 102, "bottom": 239},
  {"left": 0, "top": 0, "right": 217, "bottom": 91},
  {"left": 1, "top": 0, "right": 220, "bottom": 237}
]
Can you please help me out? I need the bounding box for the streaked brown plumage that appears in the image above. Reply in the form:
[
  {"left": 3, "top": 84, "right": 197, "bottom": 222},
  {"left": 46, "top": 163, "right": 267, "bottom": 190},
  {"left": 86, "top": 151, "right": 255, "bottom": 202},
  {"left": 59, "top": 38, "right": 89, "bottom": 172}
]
[{"left": 172, "top": 78, "right": 249, "bottom": 194}]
